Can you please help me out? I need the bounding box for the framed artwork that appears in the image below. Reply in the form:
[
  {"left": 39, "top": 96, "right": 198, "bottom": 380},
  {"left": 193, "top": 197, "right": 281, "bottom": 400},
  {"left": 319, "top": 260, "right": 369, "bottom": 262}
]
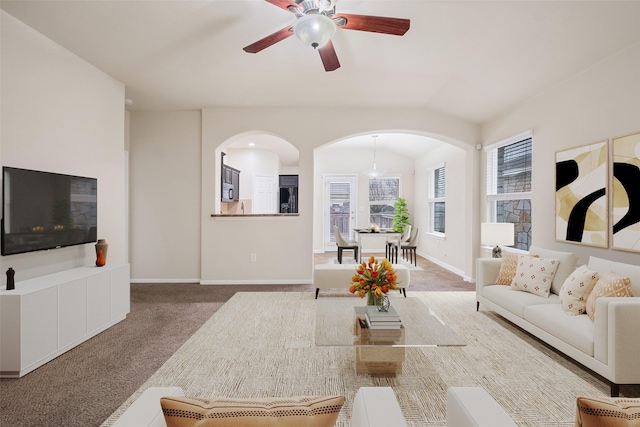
[
  {"left": 611, "top": 131, "right": 640, "bottom": 253},
  {"left": 555, "top": 140, "right": 608, "bottom": 247}
]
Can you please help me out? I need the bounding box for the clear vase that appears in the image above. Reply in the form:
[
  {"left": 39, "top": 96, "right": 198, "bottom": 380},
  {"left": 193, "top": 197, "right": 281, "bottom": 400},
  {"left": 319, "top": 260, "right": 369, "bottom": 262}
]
[{"left": 366, "top": 291, "right": 382, "bottom": 306}]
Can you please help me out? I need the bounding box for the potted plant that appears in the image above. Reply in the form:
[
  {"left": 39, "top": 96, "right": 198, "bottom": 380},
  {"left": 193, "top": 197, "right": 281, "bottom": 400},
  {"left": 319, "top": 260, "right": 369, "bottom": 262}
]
[{"left": 392, "top": 197, "right": 410, "bottom": 233}]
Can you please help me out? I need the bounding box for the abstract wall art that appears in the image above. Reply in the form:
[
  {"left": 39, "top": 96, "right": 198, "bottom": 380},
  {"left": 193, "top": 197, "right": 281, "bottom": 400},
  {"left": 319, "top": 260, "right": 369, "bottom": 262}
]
[
  {"left": 611, "top": 131, "right": 640, "bottom": 253},
  {"left": 555, "top": 141, "right": 608, "bottom": 248}
]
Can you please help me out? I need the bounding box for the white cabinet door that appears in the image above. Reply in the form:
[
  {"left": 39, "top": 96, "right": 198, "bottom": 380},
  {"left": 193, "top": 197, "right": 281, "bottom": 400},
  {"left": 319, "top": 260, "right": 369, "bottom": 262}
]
[
  {"left": 58, "top": 278, "right": 87, "bottom": 350},
  {"left": 111, "top": 265, "right": 130, "bottom": 320},
  {"left": 87, "top": 272, "right": 111, "bottom": 334},
  {"left": 22, "top": 288, "right": 57, "bottom": 369}
]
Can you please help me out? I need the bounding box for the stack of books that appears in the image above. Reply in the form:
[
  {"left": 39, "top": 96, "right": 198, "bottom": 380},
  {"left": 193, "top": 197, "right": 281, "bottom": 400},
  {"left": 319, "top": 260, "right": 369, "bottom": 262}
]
[{"left": 364, "top": 305, "right": 402, "bottom": 329}]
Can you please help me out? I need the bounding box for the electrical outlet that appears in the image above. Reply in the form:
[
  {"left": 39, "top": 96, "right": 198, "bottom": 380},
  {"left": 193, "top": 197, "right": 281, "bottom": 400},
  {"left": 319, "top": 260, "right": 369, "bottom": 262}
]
[{"left": 250, "top": 253, "right": 257, "bottom": 262}]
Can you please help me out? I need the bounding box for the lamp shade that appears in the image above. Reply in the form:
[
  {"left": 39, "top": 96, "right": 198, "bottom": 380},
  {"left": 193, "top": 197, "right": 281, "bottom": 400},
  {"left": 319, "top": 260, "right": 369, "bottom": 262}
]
[
  {"left": 481, "top": 222, "right": 515, "bottom": 246},
  {"left": 293, "top": 14, "right": 336, "bottom": 49}
]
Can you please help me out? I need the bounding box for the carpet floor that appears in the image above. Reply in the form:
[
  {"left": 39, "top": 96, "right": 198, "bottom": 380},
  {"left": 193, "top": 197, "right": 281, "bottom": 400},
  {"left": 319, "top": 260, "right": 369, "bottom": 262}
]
[{"left": 101, "top": 291, "right": 639, "bottom": 427}]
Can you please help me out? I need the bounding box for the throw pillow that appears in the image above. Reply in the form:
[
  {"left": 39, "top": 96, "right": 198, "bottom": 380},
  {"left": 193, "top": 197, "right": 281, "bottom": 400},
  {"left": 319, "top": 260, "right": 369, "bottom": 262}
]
[
  {"left": 495, "top": 251, "right": 521, "bottom": 285},
  {"left": 161, "top": 395, "right": 345, "bottom": 427},
  {"left": 559, "top": 265, "right": 599, "bottom": 315},
  {"left": 511, "top": 255, "right": 560, "bottom": 297},
  {"left": 585, "top": 271, "right": 633, "bottom": 321},
  {"left": 528, "top": 246, "right": 579, "bottom": 295},
  {"left": 575, "top": 396, "right": 640, "bottom": 426}
]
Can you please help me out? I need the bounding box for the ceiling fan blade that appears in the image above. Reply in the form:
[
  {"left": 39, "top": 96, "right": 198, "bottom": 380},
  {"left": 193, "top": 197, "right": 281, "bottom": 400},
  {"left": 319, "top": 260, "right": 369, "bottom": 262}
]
[
  {"left": 334, "top": 14, "right": 410, "bottom": 36},
  {"left": 265, "top": 0, "right": 302, "bottom": 12},
  {"left": 318, "top": 40, "right": 340, "bottom": 72},
  {"left": 243, "top": 25, "right": 294, "bottom": 54}
]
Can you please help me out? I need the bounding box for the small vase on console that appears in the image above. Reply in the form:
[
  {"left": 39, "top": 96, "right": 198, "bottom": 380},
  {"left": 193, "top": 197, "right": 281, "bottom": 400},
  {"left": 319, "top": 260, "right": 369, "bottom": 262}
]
[{"left": 95, "top": 239, "right": 108, "bottom": 267}]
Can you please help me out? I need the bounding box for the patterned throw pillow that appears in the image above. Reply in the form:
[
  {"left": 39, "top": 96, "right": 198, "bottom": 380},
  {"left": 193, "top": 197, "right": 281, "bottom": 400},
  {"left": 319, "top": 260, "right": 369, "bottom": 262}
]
[
  {"left": 559, "top": 265, "right": 599, "bottom": 315},
  {"left": 495, "top": 251, "right": 521, "bottom": 285},
  {"left": 511, "top": 255, "right": 560, "bottom": 297},
  {"left": 161, "top": 395, "right": 345, "bottom": 427},
  {"left": 575, "top": 396, "right": 640, "bottom": 426},
  {"left": 585, "top": 271, "right": 633, "bottom": 321}
]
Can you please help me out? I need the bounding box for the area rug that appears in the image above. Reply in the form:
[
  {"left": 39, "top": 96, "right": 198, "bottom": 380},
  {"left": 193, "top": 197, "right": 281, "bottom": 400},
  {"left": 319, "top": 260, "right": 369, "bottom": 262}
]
[{"left": 101, "top": 291, "right": 613, "bottom": 427}]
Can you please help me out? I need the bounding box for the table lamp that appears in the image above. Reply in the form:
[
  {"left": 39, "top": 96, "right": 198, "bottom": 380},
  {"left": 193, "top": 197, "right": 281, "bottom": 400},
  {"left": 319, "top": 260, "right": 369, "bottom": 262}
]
[{"left": 481, "top": 222, "right": 515, "bottom": 258}]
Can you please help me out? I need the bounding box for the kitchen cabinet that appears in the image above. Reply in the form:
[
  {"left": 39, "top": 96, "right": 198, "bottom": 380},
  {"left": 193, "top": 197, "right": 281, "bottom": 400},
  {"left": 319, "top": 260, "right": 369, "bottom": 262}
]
[{"left": 221, "top": 164, "right": 240, "bottom": 202}]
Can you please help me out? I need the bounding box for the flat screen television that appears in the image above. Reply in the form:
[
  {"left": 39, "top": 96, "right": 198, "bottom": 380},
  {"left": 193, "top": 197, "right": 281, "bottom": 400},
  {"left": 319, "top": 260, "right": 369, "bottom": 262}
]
[{"left": 1, "top": 167, "right": 97, "bottom": 256}]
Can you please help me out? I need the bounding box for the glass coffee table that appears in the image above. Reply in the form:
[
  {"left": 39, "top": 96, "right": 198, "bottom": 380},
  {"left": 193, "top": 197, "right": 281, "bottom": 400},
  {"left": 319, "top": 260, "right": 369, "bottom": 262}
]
[{"left": 315, "top": 297, "right": 465, "bottom": 375}]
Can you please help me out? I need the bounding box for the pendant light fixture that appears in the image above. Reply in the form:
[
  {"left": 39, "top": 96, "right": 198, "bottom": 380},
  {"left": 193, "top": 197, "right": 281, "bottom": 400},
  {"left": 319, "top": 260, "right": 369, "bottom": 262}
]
[{"left": 363, "top": 135, "right": 386, "bottom": 179}]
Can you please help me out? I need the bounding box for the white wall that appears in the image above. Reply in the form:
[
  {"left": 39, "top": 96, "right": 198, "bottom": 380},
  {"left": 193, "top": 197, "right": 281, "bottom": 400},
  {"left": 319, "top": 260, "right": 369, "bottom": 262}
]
[
  {"left": 414, "top": 144, "right": 469, "bottom": 276},
  {"left": 128, "top": 107, "right": 480, "bottom": 283},
  {"left": 481, "top": 43, "right": 640, "bottom": 266},
  {"left": 199, "top": 108, "right": 478, "bottom": 284},
  {"left": 224, "top": 148, "right": 280, "bottom": 200},
  {"left": 129, "top": 111, "right": 201, "bottom": 282},
  {"left": 0, "top": 11, "right": 127, "bottom": 281}
]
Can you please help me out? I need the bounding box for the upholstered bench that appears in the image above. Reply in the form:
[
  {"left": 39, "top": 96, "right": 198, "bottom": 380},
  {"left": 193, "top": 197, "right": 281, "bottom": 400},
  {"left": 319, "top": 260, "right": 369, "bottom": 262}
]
[
  {"left": 446, "top": 387, "right": 516, "bottom": 427},
  {"left": 313, "top": 264, "right": 410, "bottom": 299}
]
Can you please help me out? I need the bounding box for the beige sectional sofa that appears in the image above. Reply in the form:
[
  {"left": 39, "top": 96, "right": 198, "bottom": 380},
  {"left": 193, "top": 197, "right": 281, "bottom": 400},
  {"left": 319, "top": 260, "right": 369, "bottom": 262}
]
[{"left": 476, "top": 246, "right": 640, "bottom": 396}]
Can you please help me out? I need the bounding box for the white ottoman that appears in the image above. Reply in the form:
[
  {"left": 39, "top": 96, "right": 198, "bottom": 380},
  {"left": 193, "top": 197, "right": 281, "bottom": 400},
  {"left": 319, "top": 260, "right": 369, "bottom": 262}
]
[
  {"left": 446, "top": 387, "right": 516, "bottom": 427},
  {"left": 352, "top": 387, "right": 407, "bottom": 427},
  {"left": 313, "top": 264, "right": 410, "bottom": 298}
]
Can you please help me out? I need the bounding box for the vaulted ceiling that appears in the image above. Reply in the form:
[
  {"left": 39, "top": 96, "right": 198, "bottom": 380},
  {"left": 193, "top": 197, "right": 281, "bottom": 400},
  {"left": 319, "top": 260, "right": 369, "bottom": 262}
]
[{"left": 3, "top": 0, "right": 640, "bottom": 126}]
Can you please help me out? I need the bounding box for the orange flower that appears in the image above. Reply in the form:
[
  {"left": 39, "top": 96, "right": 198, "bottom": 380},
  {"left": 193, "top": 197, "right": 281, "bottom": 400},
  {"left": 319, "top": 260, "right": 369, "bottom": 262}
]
[{"left": 348, "top": 255, "right": 397, "bottom": 299}]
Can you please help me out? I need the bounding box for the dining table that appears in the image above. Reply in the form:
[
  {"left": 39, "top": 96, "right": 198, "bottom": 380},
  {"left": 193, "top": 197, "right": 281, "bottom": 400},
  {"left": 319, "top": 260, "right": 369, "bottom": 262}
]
[{"left": 352, "top": 228, "right": 401, "bottom": 262}]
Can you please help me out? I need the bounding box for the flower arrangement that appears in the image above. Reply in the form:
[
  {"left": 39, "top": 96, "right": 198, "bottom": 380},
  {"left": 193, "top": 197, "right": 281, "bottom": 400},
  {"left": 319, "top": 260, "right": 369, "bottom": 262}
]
[{"left": 349, "top": 256, "right": 398, "bottom": 305}]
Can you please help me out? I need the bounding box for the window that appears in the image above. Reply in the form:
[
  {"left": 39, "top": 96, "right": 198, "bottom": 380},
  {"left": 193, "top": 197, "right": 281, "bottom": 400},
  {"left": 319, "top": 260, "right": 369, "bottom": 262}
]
[
  {"left": 428, "top": 164, "right": 446, "bottom": 235},
  {"left": 369, "top": 177, "right": 399, "bottom": 228},
  {"left": 486, "top": 132, "right": 532, "bottom": 250}
]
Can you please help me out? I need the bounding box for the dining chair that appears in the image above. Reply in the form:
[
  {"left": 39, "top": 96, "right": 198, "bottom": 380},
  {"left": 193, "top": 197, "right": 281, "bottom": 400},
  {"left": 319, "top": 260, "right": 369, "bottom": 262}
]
[
  {"left": 401, "top": 227, "right": 420, "bottom": 266},
  {"left": 386, "top": 224, "right": 411, "bottom": 264},
  {"left": 334, "top": 225, "right": 359, "bottom": 264}
]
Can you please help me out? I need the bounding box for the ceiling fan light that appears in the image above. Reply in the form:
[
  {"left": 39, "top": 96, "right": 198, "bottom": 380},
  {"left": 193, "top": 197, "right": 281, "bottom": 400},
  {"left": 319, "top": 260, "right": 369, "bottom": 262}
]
[{"left": 293, "top": 14, "right": 336, "bottom": 49}]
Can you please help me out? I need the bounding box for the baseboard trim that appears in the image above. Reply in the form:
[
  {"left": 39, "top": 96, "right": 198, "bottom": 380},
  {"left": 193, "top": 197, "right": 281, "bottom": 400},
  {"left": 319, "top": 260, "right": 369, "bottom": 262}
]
[
  {"left": 131, "top": 279, "right": 200, "bottom": 284},
  {"left": 200, "top": 279, "right": 314, "bottom": 285},
  {"left": 417, "top": 251, "right": 471, "bottom": 281}
]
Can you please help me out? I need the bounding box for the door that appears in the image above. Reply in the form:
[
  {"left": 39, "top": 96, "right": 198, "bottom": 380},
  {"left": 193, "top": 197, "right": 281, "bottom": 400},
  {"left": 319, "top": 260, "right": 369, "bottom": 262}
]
[
  {"left": 253, "top": 175, "right": 278, "bottom": 214},
  {"left": 323, "top": 175, "right": 357, "bottom": 251}
]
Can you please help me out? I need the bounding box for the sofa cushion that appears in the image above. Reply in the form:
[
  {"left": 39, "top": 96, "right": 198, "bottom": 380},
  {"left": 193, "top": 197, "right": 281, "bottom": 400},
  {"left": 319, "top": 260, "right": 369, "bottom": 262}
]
[
  {"left": 586, "top": 271, "right": 633, "bottom": 321},
  {"left": 511, "top": 255, "right": 559, "bottom": 297},
  {"left": 528, "top": 246, "right": 578, "bottom": 295},
  {"left": 160, "top": 395, "right": 345, "bottom": 427},
  {"left": 575, "top": 396, "right": 640, "bottom": 426},
  {"left": 559, "top": 265, "right": 600, "bottom": 315},
  {"left": 495, "top": 251, "right": 521, "bottom": 285},
  {"left": 524, "top": 304, "right": 594, "bottom": 356},
  {"left": 482, "top": 285, "right": 559, "bottom": 318}
]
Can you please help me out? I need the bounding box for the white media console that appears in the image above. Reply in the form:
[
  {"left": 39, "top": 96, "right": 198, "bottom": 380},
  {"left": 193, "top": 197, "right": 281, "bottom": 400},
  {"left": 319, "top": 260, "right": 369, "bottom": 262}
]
[{"left": 0, "top": 263, "right": 130, "bottom": 378}]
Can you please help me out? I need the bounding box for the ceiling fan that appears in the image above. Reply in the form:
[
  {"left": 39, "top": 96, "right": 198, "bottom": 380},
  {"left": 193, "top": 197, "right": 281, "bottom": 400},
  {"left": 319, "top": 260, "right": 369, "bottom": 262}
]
[{"left": 243, "top": 0, "right": 410, "bottom": 72}]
